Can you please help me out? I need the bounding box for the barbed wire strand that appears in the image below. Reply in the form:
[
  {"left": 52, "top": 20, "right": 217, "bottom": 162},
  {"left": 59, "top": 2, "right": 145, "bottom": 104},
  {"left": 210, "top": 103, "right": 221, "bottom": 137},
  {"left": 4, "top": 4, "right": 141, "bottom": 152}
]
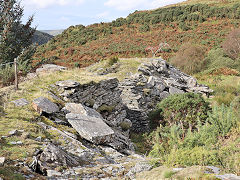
[{"left": 0, "top": 61, "right": 19, "bottom": 67}]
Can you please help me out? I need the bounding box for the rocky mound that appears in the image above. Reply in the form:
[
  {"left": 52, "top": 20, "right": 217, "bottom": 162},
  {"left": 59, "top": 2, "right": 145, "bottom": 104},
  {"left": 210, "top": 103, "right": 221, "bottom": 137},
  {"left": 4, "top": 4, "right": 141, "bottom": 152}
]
[{"left": 8, "top": 58, "right": 214, "bottom": 179}]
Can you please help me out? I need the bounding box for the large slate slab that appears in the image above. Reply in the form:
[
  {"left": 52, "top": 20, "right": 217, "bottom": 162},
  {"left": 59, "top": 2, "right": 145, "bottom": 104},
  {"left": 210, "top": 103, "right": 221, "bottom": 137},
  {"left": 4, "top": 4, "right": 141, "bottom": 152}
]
[
  {"left": 65, "top": 103, "right": 102, "bottom": 118},
  {"left": 65, "top": 103, "right": 114, "bottom": 144},
  {"left": 32, "top": 97, "right": 59, "bottom": 115},
  {"left": 66, "top": 113, "right": 114, "bottom": 144}
]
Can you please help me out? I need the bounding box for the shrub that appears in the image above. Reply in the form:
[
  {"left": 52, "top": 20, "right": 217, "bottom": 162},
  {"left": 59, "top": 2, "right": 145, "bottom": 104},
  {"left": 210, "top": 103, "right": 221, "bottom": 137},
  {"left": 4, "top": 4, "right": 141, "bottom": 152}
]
[
  {"left": 0, "top": 65, "right": 15, "bottom": 86},
  {"left": 222, "top": 28, "right": 240, "bottom": 60},
  {"left": 74, "top": 62, "right": 81, "bottom": 68},
  {"left": 179, "top": 22, "right": 190, "bottom": 31},
  {"left": 151, "top": 93, "right": 211, "bottom": 131},
  {"left": 107, "top": 57, "right": 119, "bottom": 66},
  {"left": 139, "top": 24, "right": 150, "bottom": 32},
  {"left": 205, "top": 48, "right": 235, "bottom": 70},
  {"left": 170, "top": 43, "right": 207, "bottom": 74}
]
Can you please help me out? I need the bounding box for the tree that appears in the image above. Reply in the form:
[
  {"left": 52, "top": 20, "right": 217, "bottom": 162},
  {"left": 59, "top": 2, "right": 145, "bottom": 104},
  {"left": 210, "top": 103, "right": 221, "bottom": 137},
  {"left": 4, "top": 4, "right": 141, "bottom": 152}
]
[
  {"left": 222, "top": 28, "right": 240, "bottom": 60},
  {"left": 0, "top": 0, "right": 35, "bottom": 64},
  {"left": 170, "top": 42, "right": 207, "bottom": 74}
]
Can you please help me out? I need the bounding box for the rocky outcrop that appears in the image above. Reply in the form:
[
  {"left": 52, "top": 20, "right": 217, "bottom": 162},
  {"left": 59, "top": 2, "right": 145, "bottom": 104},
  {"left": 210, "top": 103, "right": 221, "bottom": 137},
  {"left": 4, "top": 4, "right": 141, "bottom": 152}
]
[{"left": 53, "top": 58, "right": 213, "bottom": 134}]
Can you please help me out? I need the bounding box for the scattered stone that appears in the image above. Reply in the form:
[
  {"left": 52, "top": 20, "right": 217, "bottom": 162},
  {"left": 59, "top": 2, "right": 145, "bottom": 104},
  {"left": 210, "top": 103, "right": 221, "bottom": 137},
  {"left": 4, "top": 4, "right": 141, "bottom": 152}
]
[
  {"left": 47, "top": 170, "right": 62, "bottom": 177},
  {"left": 215, "top": 174, "right": 240, "bottom": 180},
  {"left": 36, "top": 64, "right": 67, "bottom": 74},
  {"left": 205, "top": 166, "right": 220, "bottom": 174},
  {"left": 11, "top": 98, "right": 29, "bottom": 107},
  {"left": 8, "top": 129, "right": 19, "bottom": 136},
  {"left": 9, "top": 141, "right": 23, "bottom": 145},
  {"left": 126, "top": 161, "right": 153, "bottom": 179},
  {"left": 32, "top": 97, "right": 59, "bottom": 115},
  {"left": 56, "top": 80, "right": 80, "bottom": 89},
  {"left": 35, "top": 136, "right": 42, "bottom": 142},
  {"left": 0, "top": 157, "right": 5, "bottom": 166},
  {"left": 173, "top": 168, "right": 184, "bottom": 172}
]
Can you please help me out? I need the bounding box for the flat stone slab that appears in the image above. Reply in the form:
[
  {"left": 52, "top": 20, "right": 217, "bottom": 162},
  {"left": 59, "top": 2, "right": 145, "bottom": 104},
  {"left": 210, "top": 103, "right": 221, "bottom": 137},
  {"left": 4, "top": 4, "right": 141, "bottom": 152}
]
[
  {"left": 66, "top": 113, "right": 114, "bottom": 144},
  {"left": 32, "top": 97, "right": 59, "bottom": 115},
  {"left": 64, "top": 103, "right": 114, "bottom": 144},
  {"left": 65, "top": 103, "right": 102, "bottom": 119},
  {"left": 11, "top": 98, "right": 29, "bottom": 107},
  {"left": 56, "top": 80, "right": 80, "bottom": 89},
  {"left": 36, "top": 64, "right": 67, "bottom": 74}
]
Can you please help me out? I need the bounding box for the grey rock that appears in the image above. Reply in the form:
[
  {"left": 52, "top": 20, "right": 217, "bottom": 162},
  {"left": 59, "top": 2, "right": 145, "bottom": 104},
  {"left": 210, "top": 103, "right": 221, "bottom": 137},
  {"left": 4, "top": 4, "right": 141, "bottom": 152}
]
[
  {"left": 38, "top": 143, "right": 84, "bottom": 171},
  {"left": 35, "top": 136, "right": 42, "bottom": 142},
  {"left": 56, "top": 80, "right": 80, "bottom": 89},
  {"left": 126, "top": 161, "right": 153, "bottom": 179},
  {"left": 66, "top": 113, "right": 114, "bottom": 144},
  {"left": 187, "top": 77, "right": 197, "bottom": 87},
  {"left": 0, "top": 157, "right": 5, "bottom": 166},
  {"left": 11, "top": 98, "right": 29, "bottom": 107},
  {"left": 173, "top": 168, "right": 184, "bottom": 172},
  {"left": 8, "top": 129, "right": 18, "bottom": 136},
  {"left": 215, "top": 174, "right": 240, "bottom": 180},
  {"left": 65, "top": 103, "right": 102, "bottom": 119},
  {"left": 32, "top": 97, "right": 59, "bottom": 115},
  {"left": 169, "top": 86, "right": 185, "bottom": 94},
  {"left": 9, "top": 141, "right": 23, "bottom": 145},
  {"left": 190, "top": 86, "right": 214, "bottom": 94},
  {"left": 36, "top": 64, "right": 67, "bottom": 74},
  {"left": 47, "top": 170, "right": 62, "bottom": 177},
  {"left": 205, "top": 166, "right": 220, "bottom": 174}
]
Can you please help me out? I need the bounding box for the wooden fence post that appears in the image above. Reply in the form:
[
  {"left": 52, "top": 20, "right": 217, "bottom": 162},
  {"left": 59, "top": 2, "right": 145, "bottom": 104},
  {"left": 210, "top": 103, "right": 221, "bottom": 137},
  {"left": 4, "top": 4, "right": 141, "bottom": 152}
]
[{"left": 14, "top": 58, "right": 18, "bottom": 90}]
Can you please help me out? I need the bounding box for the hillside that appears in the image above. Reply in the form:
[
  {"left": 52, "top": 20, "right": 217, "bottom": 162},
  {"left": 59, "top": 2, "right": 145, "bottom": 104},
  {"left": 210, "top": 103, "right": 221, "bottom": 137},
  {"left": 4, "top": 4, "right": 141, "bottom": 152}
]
[
  {"left": 33, "top": 0, "right": 240, "bottom": 68},
  {"left": 32, "top": 30, "right": 54, "bottom": 45},
  {"left": 0, "top": 58, "right": 239, "bottom": 179}
]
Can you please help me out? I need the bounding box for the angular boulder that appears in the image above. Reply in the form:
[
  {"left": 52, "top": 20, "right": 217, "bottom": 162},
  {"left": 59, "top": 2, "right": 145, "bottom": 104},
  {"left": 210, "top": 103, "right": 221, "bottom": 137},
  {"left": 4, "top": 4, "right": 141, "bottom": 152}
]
[
  {"left": 56, "top": 80, "right": 80, "bottom": 89},
  {"left": 65, "top": 103, "right": 114, "bottom": 144},
  {"left": 32, "top": 97, "right": 59, "bottom": 115},
  {"left": 36, "top": 64, "right": 67, "bottom": 74}
]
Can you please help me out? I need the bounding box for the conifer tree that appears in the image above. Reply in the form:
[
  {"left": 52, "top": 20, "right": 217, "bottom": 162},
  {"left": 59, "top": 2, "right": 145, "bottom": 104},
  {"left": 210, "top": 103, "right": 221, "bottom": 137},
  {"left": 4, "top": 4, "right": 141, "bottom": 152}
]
[{"left": 0, "top": 0, "right": 35, "bottom": 64}]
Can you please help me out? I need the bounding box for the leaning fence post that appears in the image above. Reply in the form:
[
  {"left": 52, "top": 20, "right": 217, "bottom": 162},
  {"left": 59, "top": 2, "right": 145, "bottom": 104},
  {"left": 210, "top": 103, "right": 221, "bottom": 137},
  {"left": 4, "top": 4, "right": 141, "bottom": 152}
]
[{"left": 14, "top": 58, "right": 18, "bottom": 90}]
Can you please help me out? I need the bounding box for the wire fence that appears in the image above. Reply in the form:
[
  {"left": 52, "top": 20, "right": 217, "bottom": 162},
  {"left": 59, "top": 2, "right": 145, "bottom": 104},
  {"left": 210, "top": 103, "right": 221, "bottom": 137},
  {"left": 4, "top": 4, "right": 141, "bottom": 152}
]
[{"left": 0, "top": 61, "right": 15, "bottom": 67}]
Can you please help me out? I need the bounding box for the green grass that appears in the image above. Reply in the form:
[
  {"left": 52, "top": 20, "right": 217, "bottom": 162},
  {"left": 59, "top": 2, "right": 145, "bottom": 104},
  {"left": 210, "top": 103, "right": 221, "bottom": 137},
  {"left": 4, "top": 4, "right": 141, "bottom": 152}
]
[{"left": 0, "top": 167, "right": 25, "bottom": 180}]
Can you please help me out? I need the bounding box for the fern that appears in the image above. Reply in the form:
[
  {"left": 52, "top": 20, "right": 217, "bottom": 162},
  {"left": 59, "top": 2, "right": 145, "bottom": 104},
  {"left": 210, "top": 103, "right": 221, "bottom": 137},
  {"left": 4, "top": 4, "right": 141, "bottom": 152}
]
[{"left": 207, "top": 104, "right": 238, "bottom": 137}]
